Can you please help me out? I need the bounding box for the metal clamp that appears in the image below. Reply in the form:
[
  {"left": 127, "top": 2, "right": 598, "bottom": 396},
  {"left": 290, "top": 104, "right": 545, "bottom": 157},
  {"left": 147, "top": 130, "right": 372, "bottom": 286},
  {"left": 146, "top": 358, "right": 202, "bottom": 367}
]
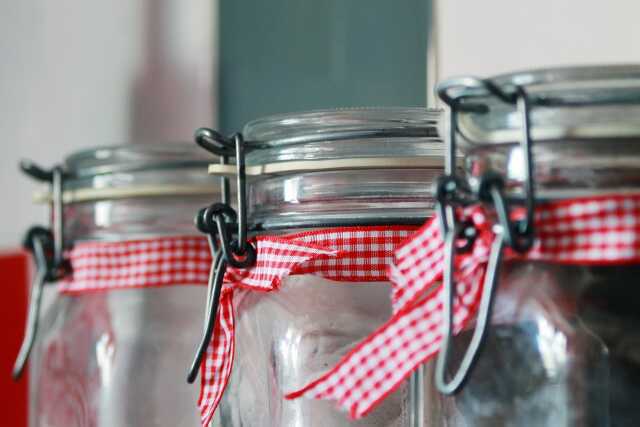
[
  {"left": 13, "top": 162, "right": 71, "bottom": 380},
  {"left": 13, "top": 227, "right": 56, "bottom": 379},
  {"left": 20, "top": 160, "right": 71, "bottom": 276},
  {"left": 187, "top": 247, "right": 226, "bottom": 384},
  {"left": 431, "top": 77, "right": 539, "bottom": 394},
  {"left": 436, "top": 78, "right": 536, "bottom": 253},
  {"left": 195, "top": 129, "right": 253, "bottom": 255},
  {"left": 433, "top": 175, "right": 507, "bottom": 394},
  {"left": 187, "top": 128, "right": 257, "bottom": 383}
]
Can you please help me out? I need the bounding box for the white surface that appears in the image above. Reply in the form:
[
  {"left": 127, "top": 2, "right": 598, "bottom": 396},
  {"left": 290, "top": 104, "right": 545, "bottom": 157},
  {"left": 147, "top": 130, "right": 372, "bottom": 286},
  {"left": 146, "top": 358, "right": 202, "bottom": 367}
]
[
  {"left": 436, "top": 1, "right": 640, "bottom": 79},
  {"left": 0, "top": 1, "right": 217, "bottom": 249},
  {"left": 208, "top": 156, "right": 446, "bottom": 176}
]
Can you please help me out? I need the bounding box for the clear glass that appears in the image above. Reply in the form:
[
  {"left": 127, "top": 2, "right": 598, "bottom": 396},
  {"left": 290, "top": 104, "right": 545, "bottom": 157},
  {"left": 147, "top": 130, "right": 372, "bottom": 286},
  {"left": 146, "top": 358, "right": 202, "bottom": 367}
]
[
  {"left": 454, "top": 65, "right": 640, "bottom": 200},
  {"left": 425, "top": 262, "right": 640, "bottom": 427},
  {"left": 222, "top": 276, "right": 409, "bottom": 426},
  {"left": 244, "top": 108, "right": 443, "bottom": 229},
  {"left": 31, "top": 287, "right": 205, "bottom": 427},
  {"left": 28, "top": 145, "right": 216, "bottom": 427},
  {"left": 218, "top": 108, "right": 443, "bottom": 426},
  {"left": 249, "top": 169, "right": 439, "bottom": 229},
  {"left": 243, "top": 108, "right": 441, "bottom": 156},
  {"left": 455, "top": 65, "right": 640, "bottom": 146}
]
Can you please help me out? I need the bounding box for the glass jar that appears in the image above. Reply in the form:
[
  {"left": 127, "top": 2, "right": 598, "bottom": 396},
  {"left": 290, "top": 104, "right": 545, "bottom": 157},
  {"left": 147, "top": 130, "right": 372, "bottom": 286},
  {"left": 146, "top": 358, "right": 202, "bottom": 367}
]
[
  {"left": 209, "top": 108, "right": 443, "bottom": 426},
  {"left": 428, "top": 65, "right": 640, "bottom": 427},
  {"left": 28, "top": 144, "right": 218, "bottom": 427}
]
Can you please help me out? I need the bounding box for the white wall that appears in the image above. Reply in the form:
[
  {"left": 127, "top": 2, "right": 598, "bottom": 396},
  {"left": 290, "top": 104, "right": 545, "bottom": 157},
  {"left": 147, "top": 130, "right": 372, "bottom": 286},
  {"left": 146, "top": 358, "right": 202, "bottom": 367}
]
[
  {"left": 436, "top": 0, "right": 640, "bottom": 79},
  {"left": 0, "top": 1, "right": 217, "bottom": 249}
]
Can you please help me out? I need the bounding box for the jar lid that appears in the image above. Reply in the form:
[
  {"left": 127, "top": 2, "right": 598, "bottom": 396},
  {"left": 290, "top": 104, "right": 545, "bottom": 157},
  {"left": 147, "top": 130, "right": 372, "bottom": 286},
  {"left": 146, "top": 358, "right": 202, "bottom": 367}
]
[
  {"left": 36, "top": 144, "right": 217, "bottom": 203},
  {"left": 241, "top": 107, "right": 443, "bottom": 169},
  {"left": 444, "top": 64, "right": 640, "bottom": 144},
  {"left": 207, "top": 108, "right": 444, "bottom": 178},
  {"left": 65, "top": 144, "right": 211, "bottom": 177},
  {"left": 439, "top": 65, "right": 640, "bottom": 198},
  {"left": 244, "top": 107, "right": 439, "bottom": 146},
  {"left": 214, "top": 108, "right": 445, "bottom": 229}
]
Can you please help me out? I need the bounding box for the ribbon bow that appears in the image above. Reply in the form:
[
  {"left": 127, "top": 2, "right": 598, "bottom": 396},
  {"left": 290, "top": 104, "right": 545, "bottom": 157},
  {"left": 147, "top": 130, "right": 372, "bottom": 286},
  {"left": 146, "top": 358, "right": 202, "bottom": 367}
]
[
  {"left": 198, "top": 226, "right": 415, "bottom": 426},
  {"left": 287, "top": 193, "right": 640, "bottom": 419}
]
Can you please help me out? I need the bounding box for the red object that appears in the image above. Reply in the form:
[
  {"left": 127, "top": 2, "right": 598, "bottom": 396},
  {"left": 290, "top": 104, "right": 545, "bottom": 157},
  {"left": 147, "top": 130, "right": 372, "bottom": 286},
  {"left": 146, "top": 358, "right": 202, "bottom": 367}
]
[{"left": 0, "top": 249, "right": 30, "bottom": 427}]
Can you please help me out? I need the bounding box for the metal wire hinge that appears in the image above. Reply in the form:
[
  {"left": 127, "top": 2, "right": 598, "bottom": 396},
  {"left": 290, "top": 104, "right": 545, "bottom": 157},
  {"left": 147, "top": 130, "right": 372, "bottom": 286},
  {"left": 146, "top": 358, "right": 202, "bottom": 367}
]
[
  {"left": 431, "top": 77, "right": 538, "bottom": 394},
  {"left": 187, "top": 129, "right": 257, "bottom": 384},
  {"left": 13, "top": 162, "right": 71, "bottom": 380}
]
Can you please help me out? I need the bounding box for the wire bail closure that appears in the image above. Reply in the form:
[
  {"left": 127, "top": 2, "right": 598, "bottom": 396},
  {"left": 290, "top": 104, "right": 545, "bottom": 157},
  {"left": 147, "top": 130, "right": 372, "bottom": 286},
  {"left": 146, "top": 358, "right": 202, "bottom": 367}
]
[
  {"left": 188, "top": 129, "right": 257, "bottom": 383},
  {"left": 432, "top": 77, "right": 537, "bottom": 394},
  {"left": 13, "top": 161, "right": 71, "bottom": 380}
]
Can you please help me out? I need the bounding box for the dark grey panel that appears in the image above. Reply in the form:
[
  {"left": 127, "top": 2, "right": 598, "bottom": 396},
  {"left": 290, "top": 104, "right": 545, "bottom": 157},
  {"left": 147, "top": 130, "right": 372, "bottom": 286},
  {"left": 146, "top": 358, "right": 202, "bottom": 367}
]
[{"left": 220, "top": 0, "right": 428, "bottom": 133}]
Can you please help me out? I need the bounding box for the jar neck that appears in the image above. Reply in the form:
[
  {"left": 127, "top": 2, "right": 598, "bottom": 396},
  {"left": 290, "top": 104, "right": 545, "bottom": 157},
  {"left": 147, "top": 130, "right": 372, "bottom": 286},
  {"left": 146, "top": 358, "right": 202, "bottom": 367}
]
[
  {"left": 248, "top": 168, "right": 438, "bottom": 230},
  {"left": 236, "top": 109, "right": 443, "bottom": 229},
  {"left": 63, "top": 195, "right": 213, "bottom": 244},
  {"left": 465, "top": 136, "right": 640, "bottom": 200}
]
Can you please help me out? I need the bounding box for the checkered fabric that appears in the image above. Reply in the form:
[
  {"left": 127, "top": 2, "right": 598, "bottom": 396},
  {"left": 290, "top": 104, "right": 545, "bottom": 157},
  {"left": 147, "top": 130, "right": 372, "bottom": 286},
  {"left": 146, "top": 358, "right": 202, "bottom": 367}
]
[
  {"left": 198, "top": 287, "right": 235, "bottom": 426},
  {"left": 198, "top": 226, "right": 416, "bottom": 426},
  {"left": 288, "top": 193, "right": 640, "bottom": 419},
  {"left": 59, "top": 236, "right": 212, "bottom": 293}
]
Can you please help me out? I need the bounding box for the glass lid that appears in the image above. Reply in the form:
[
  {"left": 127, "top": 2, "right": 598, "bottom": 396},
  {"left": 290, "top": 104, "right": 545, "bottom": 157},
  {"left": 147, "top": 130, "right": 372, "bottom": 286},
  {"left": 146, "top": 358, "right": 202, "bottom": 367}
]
[
  {"left": 441, "top": 64, "right": 640, "bottom": 144},
  {"left": 243, "top": 107, "right": 439, "bottom": 146},
  {"left": 240, "top": 108, "right": 444, "bottom": 165},
  {"left": 65, "top": 143, "right": 211, "bottom": 178},
  {"left": 39, "top": 143, "right": 218, "bottom": 202},
  {"left": 439, "top": 65, "right": 640, "bottom": 199},
  {"left": 235, "top": 108, "right": 445, "bottom": 229}
]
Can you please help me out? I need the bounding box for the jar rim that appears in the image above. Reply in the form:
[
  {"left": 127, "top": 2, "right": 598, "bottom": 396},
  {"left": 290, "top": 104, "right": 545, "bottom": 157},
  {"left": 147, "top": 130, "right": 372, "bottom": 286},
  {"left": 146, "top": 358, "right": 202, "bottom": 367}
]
[
  {"left": 237, "top": 108, "right": 443, "bottom": 228},
  {"left": 235, "top": 108, "right": 445, "bottom": 169},
  {"left": 64, "top": 143, "right": 212, "bottom": 178},
  {"left": 443, "top": 65, "right": 640, "bottom": 198},
  {"left": 35, "top": 143, "right": 219, "bottom": 204},
  {"left": 443, "top": 63, "right": 640, "bottom": 145},
  {"left": 242, "top": 107, "right": 442, "bottom": 148},
  {"left": 490, "top": 63, "right": 640, "bottom": 91}
]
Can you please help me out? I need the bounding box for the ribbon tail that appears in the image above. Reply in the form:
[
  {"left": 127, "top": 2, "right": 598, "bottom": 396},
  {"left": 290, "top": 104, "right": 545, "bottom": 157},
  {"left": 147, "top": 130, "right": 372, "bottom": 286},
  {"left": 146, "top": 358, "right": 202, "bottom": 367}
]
[
  {"left": 285, "top": 287, "right": 446, "bottom": 419},
  {"left": 286, "top": 263, "right": 486, "bottom": 419},
  {"left": 389, "top": 217, "right": 446, "bottom": 314},
  {"left": 198, "top": 288, "right": 235, "bottom": 427},
  {"left": 197, "top": 239, "right": 338, "bottom": 425}
]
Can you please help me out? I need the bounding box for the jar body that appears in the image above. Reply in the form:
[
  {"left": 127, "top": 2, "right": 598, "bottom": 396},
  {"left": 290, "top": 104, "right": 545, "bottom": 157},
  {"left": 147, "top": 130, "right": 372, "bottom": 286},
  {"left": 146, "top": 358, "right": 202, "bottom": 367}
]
[
  {"left": 30, "top": 287, "right": 204, "bottom": 427},
  {"left": 425, "top": 261, "right": 640, "bottom": 427},
  {"left": 219, "top": 274, "right": 408, "bottom": 426},
  {"left": 26, "top": 143, "right": 218, "bottom": 427},
  {"left": 430, "top": 65, "right": 640, "bottom": 427},
  {"left": 212, "top": 108, "right": 442, "bottom": 425},
  {"left": 221, "top": 167, "right": 436, "bottom": 426}
]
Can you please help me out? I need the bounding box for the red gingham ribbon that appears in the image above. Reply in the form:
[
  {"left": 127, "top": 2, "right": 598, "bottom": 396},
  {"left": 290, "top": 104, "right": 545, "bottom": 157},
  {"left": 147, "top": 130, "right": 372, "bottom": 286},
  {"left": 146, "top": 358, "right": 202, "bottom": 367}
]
[
  {"left": 59, "top": 236, "right": 212, "bottom": 294},
  {"left": 198, "top": 226, "right": 416, "bottom": 426},
  {"left": 288, "top": 193, "right": 640, "bottom": 419}
]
